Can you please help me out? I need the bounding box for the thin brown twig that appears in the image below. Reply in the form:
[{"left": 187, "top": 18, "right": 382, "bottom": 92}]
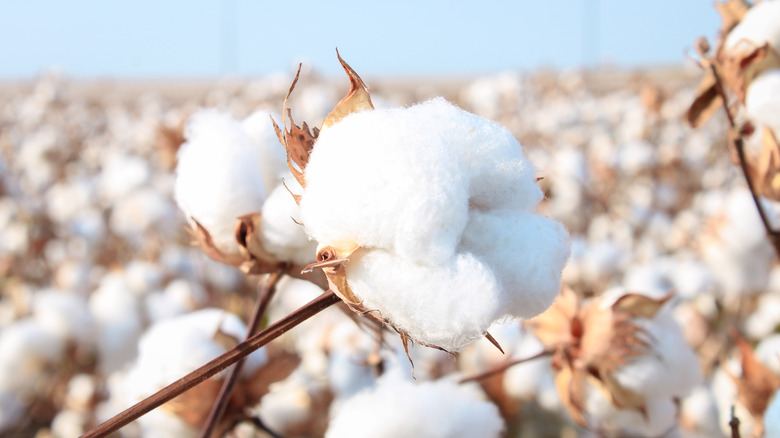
[
  {"left": 199, "top": 269, "right": 285, "bottom": 438},
  {"left": 729, "top": 405, "right": 742, "bottom": 438},
  {"left": 458, "top": 349, "right": 553, "bottom": 384},
  {"left": 708, "top": 63, "right": 780, "bottom": 258},
  {"left": 81, "top": 290, "right": 340, "bottom": 438}
]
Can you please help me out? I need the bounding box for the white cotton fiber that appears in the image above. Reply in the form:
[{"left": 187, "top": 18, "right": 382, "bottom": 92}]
[
  {"left": 725, "top": 0, "right": 780, "bottom": 51},
  {"left": 746, "top": 69, "right": 780, "bottom": 136},
  {"left": 347, "top": 249, "right": 500, "bottom": 351},
  {"left": 175, "top": 109, "right": 268, "bottom": 255},
  {"left": 241, "top": 109, "right": 289, "bottom": 193},
  {"left": 260, "top": 181, "right": 316, "bottom": 266},
  {"left": 325, "top": 372, "right": 504, "bottom": 438},
  {"left": 300, "top": 98, "right": 569, "bottom": 351}
]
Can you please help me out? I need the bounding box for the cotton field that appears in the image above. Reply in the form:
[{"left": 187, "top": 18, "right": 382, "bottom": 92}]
[{"left": 2, "top": 6, "right": 780, "bottom": 437}]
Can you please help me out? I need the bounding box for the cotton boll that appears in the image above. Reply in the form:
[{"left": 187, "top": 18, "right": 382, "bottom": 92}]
[
  {"left": 746, "top": 70, "right": 780, "bottom": 136},
  {"left": 89, "top": 273, "right": 143, "bottom": 373},
  {"left": 612, "top": 309, "right": 702, "bottom": 400},
  {"left": 745, "top": 293, "right": 780, "bottom": 339},
  {"left": 175, "top": 109, "right": 268, "bottom": 255},
  {"left": 109, "top": 188, "right": 178, "bottom": 243},
  {"left": 583, "top": 390, "right": 678, "bottom": 438},
  {"left": 502, "top": 333, "right": 551, "bottom": 400},
  {"left": 99, "top": 153, "right": 151, "bottom": 201},
  {"left": 724, "top": 0, "right": 780, "bottom": 52},
  {"left": 460, "top": 210, "right": 569, "bottom": 319},
  {"left": 123, "top": 260, "right": 165, "bottom": 295},
  {"left": 128, "top": 308, "right": 266, "bottom": 387},
  {"left": 51, "top": 409, "right": 88, "bottom": 438},
  {"left": 325, "top": 372, "right": 504, "bottom": 438},
  {"left": 32, "top": 289, "right": 93, "bottom": 346},
  {"left": 346, "top": 249, "right": 501, "bottom": 352},
  {"left": 679, "top": 385, "right": 724, "bottom": 438},
  {"left": 260, "top": 181, "right": 316, "bottom": 266},
  {"left": 0, "top": 319, "right": 64, "bottom": 393}
]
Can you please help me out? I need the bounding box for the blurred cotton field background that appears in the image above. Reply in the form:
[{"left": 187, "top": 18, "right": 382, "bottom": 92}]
[{"left": 3, "top": 1, "right": 780, "bottom": 438}]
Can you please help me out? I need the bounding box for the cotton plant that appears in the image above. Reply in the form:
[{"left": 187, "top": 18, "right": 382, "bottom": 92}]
[
  {"left": 528, "top": 287, "right": 702, "bottom": 436},
  {"left": 272, "top": 53, "right": 570, "bottom": 355}
]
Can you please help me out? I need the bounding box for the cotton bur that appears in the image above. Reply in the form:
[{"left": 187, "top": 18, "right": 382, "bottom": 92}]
[{"left": 273, "top": 53, "right": 570, "bottom": 354}]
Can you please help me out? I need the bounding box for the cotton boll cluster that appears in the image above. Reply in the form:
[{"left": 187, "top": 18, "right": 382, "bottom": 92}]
[
  {"left": 301, "top": 97, "right": 569, "bottom": 352},
  {"left": 325, "top": 371, "right": 504, "bottom": 438}
]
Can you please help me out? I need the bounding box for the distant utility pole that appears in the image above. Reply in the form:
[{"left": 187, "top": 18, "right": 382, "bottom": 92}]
[{"left": 220, "top": 0, "right": 238, "bottom": 75}]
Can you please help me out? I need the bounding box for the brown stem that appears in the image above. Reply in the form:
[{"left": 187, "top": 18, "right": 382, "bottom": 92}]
[
  {"left": 199, "top": 269, "right": 284, "bottom": 438},
  {"left": 709, "top": 63, "right": 780, "bottom": 258},
  {"left": 81, "top": 290, "right": 340, "bottom": 438},
  {"left": 458, "top": 349, "right": 553, "bottom": 384},
  {"left": 729, "top": 405, "right": 741, "bottom": 438}
]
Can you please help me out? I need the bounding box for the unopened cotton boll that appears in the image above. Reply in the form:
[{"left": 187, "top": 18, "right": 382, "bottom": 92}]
[
  {"left": 174, "top": 109, "right": 268, "bottom": 255},
  {"left": 325, "top": 372, "right": 504, "bottom": 438},
  {"left": 300, "top": 98, "right": 569, "bottom": 351}
]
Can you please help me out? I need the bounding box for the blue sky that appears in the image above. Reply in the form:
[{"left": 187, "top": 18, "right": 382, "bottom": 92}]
[{"left": 1, "top": 1, "right": 719, "bottom": 79}]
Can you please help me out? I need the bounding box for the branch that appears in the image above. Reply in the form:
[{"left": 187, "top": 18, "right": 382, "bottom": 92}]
[
  {"left": 458, "top": 349, "right": 553, "bottom": 384},
  {"left": 81, "top": 289, "right": 340, "bottom": 438},
  {"left": 709, "top": 63, "right": 780, "bottom": 258},
  {"left": 199, "top": 269, "right": 284, "bottom": 438},
  {"left": 729, "top": 405, "right": 742, "bottom": 438}
]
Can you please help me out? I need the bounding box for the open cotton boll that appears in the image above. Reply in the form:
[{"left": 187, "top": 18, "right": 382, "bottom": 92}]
[
  {"left": 301, "top": 97, "right": 568, "bottom": 351},
  {"left": 175, "top": 109, "right": 267, "bottom": 255},
  {"left": 583, "top": 391, "right": 678, "bottom": 438},
  {"left": 745, "top": 70, "right": 780, "bottom": 136},
  {"left": 724, "top": 0, "right": 780, "bottom": 51},
  {"left": 325, "top": 371, "right": 503, "bottom": 438},
  {"left": 89, "top": 273, "right": 143, "bottom": 373}
]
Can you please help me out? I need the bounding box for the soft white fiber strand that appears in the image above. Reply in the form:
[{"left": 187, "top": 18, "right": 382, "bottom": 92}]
[
  {"left": 300, "top": 98, "right": 569, "bottom": 351},
  {"left": 325, "top": 371, "right": 504, "bottom": 438}
]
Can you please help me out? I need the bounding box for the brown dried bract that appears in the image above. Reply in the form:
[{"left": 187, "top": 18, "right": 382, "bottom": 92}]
[
  {"left": 725, "top": 330, "right": 780, "bottom": 437},
  {"left": 720, "top": 42, "right": 775, "bottom": 103},
  {"left": 321, "top": 49, "right": 374, "bottom": 129},
  {"left": 528, "top": 287, "right": 674, "bottom": 427},
  {"left": 270, "top": 65, "right": 320, "bottom": 192},
  {"left": 715, "top": 0, "right": 750, "bottom": 37},
  {"left": 188, "top": 218, "right": 245, "bottom": 267}
]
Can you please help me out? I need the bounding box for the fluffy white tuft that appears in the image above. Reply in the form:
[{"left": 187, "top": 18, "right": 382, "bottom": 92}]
[
  {"left": 325, "top": 372, "right": 504, "bottom": 438},
  {"left": 300, "top": 98, "right": 569, "bottom": 351},
  {"left": 174, "top": 109, "right": 267, "bottom": 255},
  {"left": 725, "top": 0, "right": 780, "bottom": 51}
]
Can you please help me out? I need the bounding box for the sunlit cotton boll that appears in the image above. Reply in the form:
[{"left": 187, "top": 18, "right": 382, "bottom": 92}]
[
  {"left": 325, "top": 371, "right": 504, "bottom": 438},
  {"left": 724, "top": 0, "right": 780, "bottom": 52},
  {"left": 745, "top": 69, "right": 780, "bottom": 136},
  {"left": 174, "top": 109, "right": 268, "bottom": 256},
  {"left": 300, "top": 98, "right": 569, "bottom": 352}
]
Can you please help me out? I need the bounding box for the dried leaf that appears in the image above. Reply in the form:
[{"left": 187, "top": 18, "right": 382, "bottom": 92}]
[
  {"left": 610, "top": 290, "right": 674, "bottom": 319},
  {"left": 554, "top": 359, "right": 587, "bottom": 427},
  {"left": 484, "top": 331, "right": 505, "bottom": 355},
  {"left": 598, "top": 371, "right": 648, "bottom": 417},
  {"left": 528, "top": 286, "right": 579, "bottom": 348},
  {"left": 686, "top": 68, "right": 724, "bottom": 128},
  {"left": 754, "top": 127, "right": 780, "bottom": 201},
  {"left": 321, "top": 50, "right": 374, "bottom": 130},
  {"left": 728, "top": 330, "right": 780, "bottom": 423}
]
